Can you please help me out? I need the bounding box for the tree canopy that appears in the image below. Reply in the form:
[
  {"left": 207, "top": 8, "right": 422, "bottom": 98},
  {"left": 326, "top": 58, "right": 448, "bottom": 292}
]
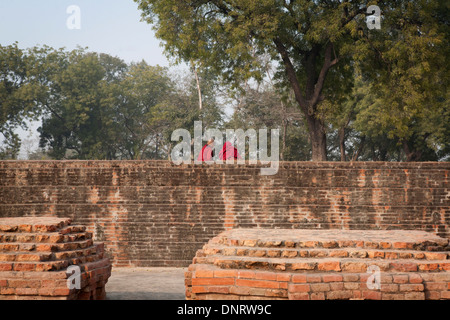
[
  {"left": 1, "top": 1, "right": 448, "bottom": 162},
  {"left": 135, "top": 0, "right": 449, "bottom": 161}
]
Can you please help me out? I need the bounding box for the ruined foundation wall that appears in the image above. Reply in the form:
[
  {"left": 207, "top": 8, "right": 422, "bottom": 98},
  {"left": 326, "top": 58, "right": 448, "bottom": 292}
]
[{"left": 0, "top": 161, "right": 448, "bottom": 267}]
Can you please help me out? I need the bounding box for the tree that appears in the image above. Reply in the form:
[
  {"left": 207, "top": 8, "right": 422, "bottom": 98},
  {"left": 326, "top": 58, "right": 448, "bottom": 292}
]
[
  {"left": 134, "top": 0, "right": 372, "bottom": 160},
  {"left": 353, "top": 1, "right": 449, "bottom": 161},
  {"left": 0, "top": 43, "right": 42, "bottom": 159},
  {"left": 135, "top": 0, "right": 449, "bottom": 161},
  {"left": 38, "top": 49, "right": 119, "bottom": 159}
]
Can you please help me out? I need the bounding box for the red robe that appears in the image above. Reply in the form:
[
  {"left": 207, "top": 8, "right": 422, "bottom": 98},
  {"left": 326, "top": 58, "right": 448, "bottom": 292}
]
[
  {"left": 197, "top": 144, "right": 214, "bottom": 161},
  {"left": 219, "top": 142, "right": 241, "bottom": 160}
]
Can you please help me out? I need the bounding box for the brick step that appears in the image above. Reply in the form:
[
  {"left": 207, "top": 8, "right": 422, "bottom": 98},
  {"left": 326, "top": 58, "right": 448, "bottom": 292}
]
[
  {"left": 0, "top": 217, "right": 72, "bottom": 233},
  {"left": 0, "top": 246, "right": 99, "bottom": 262},
  {"left": 217, "top": 236, "right": 450, "bottom": 252},
  {"left": 193, "top": 254, "right": 450, "bottom": 273},
  {"left": 186, "top": 263, "right": 450, "bottom": 300},
  {"left": 0, "top": 232, "right": 93, "bottom": 244},
  {"left": 0, "top": 239, "right": 94, "bottom": 253},
  {"left": 215, "top": 229, "right": 450, "bottom": 252},
  {"left": 200, "top": 244, "right": 449, "bottom": 261},
  {"left": 0, "top": 252, "right": 105, "bottom": 272},
  {"left": 57, "top": 225, "right": 87, "bottom": 235}
]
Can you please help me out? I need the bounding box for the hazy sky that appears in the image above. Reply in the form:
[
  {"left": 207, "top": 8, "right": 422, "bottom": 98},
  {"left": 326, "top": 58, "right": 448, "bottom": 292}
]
[
  {"left": 0, "top": 0, "right": 171, "bottom": 65},
  {"left": 0, "top": 0, "right": 187, "bottom": 158}
]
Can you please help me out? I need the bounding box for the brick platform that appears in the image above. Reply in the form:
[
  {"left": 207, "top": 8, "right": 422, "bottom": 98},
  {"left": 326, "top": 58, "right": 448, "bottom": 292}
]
[
  {"left": 185, "top": 229, "right": 450, "bottom": 300},
  {"left": 0, "top": 217, "right": 112, "bottom": 300}
]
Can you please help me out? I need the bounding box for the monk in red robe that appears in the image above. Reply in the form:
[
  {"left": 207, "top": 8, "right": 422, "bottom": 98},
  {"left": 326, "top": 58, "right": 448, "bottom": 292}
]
[
  {"left": 197, "top": 138, "right": 215, "bottom": 161},
  {"left": 219, "top": 141, "right": 241, "bottom": 160}
]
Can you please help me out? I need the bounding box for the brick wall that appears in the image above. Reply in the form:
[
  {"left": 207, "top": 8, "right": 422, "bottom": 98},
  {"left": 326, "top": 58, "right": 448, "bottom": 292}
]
[{"left": 0, "top": 161, "right": 448, "bottom": 267}]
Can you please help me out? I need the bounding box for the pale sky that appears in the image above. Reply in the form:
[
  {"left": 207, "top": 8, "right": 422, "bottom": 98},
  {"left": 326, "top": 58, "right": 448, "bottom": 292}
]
[
  {"left": 0, "top": 0, "right": 188, "bottom": 158},
  {"left": 0, "top": 0, "right": 171, "bottom": 65}
]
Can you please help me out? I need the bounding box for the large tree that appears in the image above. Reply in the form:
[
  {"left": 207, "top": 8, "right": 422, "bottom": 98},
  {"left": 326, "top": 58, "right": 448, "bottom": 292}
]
[
  {"left": 0, "top": 43, "right": 43, "bottom": 158},
  {"left": 134, "top": 0, "right": 371, "bottom": 160},
  {"left": 135, "top": 0, "right": 448, "bottom": 161}
]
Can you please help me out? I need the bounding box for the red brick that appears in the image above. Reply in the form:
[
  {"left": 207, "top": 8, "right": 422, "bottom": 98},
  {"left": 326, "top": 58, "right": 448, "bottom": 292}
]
[
  {"left": 310, "top": 292, "right": 325, "bottom": 300},
  {"left": 291, "top": 262, "right": 316, "bottom": 270},
  {"left": 418, "top": 263, "right": 439, "bottom": 271},
  {"left": 424, "top": 252, "right": 447, "bottom": 260},
  {"left": 306, "top": 275, "right": 321, "bottom": 283},
  {"left": 344, "top": 282, "right": 360, "bottom": 290},
  {"left": 53, "top": 288, "right": 72, "bottom": 296},
  {"left": 0, "top": 254, "right": 15, "bottom": 262},
  {"left": 254, "top": 272, "right": 277, "bottom": 281},
  {"left": 367, "top": 251, "right": 385, "bottom": 259},
  {"left": 382, "top": 293, "right": 405, "bottom": 300},
  {"left": 385, "top": 252, "right": 398, "bottom": 259},
  {"left": 310, "top": 283, "right": 330, "bottom": 292},
  {"left": 408, "top": 274, "right": 423, "bottom": 284},
  {"left": 195, "top": 269, "right": 214, "bottom": 278},
  {"left": 439, "top": 263, "right": 450, "bottom": 271},
  {"left": 276, "top": 273, "right": 291, "bottom": 282},
  {"left": 192, "top": 278, "right": 235, "bottom": 286},
  {"left": 393, "top": 275, "right": 409, "bottom": 284},
  {"left": 248, "top": 288, "right": 267, "bottom": 296},
  {"left": 288, "top": 284, "right": 310, "bottom": 293},
  {"left": 323, "top": 274, "right": 343, "bottom": 282},
  {"left": 0, "top": 287, "right": 15, "bottom": 295},
  {"left": 390, "top": 262, "right": 417, "bottom": 272},
  {"left": 288, "top": 292, "right": 309, "bottom": 300},
  {"left": 330, "top": 282, "right": 344, "bottom": 290},
  {"left": 236, "top": 279, "right": 279, "bottom": 289},
  {"left": 291, "top": 274, "right": 307, "bottom": 283},
  {"left": 14, "top": 263, "right": 36, "bottom": 272},
  {"left": 327, "top": 291, "right": 353, "bottom": 300},
  {"left": 425, "top": 291, "right": 441, "bottom": 300},
  {"left": 399, "top": 284, "right": 424, "bottom": 292},
  {"left": 381, "top": 284, "right": 398, "bottom": 293},
  {"left": 230, "top": 286, "right": 250, "bottom": 296},
  {"left": 206, "top": 286, "right": 230, "bottom": 294},
  {"left": 343, "top": 274, "right": 359, "bottom": 282},
  {"left": 15, "top": 288, "right": 38, "bottom": 296},
  {"left": 405, "top": 292, "right": 425, "bottom": 300},
  {"left": 362, "top": 290, "right": 382, "bottom": 300},
  {"left": 0, "top": 263, "right": 13, "bottom": 271},
  {"left": 265, "top": 289, "right": 288, "bottom": 298},
  {"left": 237, "top": 270, "right": 255, "bottom": 279},
  {"left": 214, "top": 270, "right": 236, "bottom": 278},
  {"left": 329, "top": 250, "right": 348, "bottom": 257},
  {"left": 379, "top": 242, "right": 392, "bottom": 249},
  {"left": 318, "top": 261, "right": 341, "bottom": 272},
  {"left": 341, "top": 262, "right": 367, "bottom": 272},
  {"left": 424, "top": 282, "right": 446, "bottom": 291}
]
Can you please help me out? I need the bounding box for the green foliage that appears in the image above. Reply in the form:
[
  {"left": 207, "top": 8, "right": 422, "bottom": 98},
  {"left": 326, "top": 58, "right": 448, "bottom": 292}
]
[{"left": 135, "top": 0, "right": 449, "bottom": 161}]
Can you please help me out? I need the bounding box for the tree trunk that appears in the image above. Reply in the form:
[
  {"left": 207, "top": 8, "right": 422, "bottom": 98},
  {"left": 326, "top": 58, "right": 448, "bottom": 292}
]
[
  {"left": 351, "top": 136, "right": 365, "bottom": 161},
  {"left": 191, "top": 61, "right": 202, "bottom": 110},
  {"left": 307, "top": 116, "right": 327, "bottom": 161},
  {"left": 274, "top": 38, "right": 337, "bottom": 162},
  {"left": 338, "top": 126, "right": 346, "bottom": 161},
  {"left": 402, "top": 140, "right": 422, "bottom": 162}
]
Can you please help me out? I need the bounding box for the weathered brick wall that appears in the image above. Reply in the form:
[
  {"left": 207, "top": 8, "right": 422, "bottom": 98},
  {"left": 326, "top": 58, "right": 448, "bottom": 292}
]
[{"left": 0, "top": 161, "right": 448, "bottom": 267}]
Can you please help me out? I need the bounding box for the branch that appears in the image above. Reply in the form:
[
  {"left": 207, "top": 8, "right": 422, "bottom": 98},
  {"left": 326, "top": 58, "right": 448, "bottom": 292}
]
[
  {"left": 273, "top": 38, "right": 308, "bottom": 113},
  {"left": 310, "top": 42, "right": 339, "bottom": 107}
]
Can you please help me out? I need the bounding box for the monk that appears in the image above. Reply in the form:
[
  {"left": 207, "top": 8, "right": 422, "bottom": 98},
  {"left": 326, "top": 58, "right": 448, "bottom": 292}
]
[
  {"left": 197, "top": 138, "right": 215, "bottom": 161},
  {"left": 219, "top": 141, "right": 241, "bottom": 160}
]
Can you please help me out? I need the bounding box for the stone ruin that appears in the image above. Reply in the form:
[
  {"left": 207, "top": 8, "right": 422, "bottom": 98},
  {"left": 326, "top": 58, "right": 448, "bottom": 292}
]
[
  {"left": 186, "top": 228, "right": 450, "bottom": 300},
  {"left": 0, "top": 217, "right": 111, "bottom": 300}
]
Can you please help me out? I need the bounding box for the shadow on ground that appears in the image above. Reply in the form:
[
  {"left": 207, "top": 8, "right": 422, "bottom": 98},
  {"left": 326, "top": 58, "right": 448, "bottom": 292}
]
[{"left": 105, "top": 267, "right": 187, "bottom": 300}]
